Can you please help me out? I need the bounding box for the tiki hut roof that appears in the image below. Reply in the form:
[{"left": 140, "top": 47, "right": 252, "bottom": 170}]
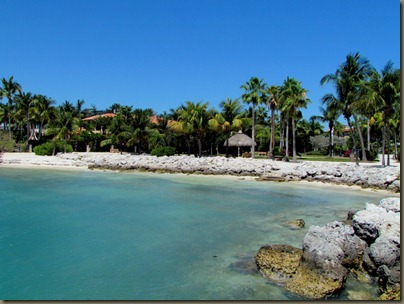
[{"left": 224, "top": 130, "right": 256, "bottom": 147}]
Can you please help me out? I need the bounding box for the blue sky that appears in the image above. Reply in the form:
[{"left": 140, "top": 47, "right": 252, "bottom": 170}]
[{"left": 1, "top": 0, "right": 400, "bottom": 121}]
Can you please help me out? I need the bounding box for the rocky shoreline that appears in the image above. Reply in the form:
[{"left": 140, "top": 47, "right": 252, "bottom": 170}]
[
  {"left": 1, "top": 152, "right": 400, "bottom": 192},
  {"left": 61, "top": 153, "right": 401, "bottom": 192},
  {"left": 255, "top": 197, "right": 400, "bottom": 300}
]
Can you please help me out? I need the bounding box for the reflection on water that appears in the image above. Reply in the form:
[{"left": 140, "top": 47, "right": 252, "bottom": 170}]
[{"left": 0, "top": 168, "right": 396, "bottom": 300}]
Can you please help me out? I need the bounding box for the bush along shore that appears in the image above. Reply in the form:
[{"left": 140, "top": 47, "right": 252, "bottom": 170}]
[
  {"left": 255, "top": 197, "right": 400, "bottom": 300},
  {"left": 51, "top": 153, "right": 400, "bottom": 193}
]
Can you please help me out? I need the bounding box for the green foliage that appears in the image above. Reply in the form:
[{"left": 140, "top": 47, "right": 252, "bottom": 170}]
[
  {"left": 150, "top": 146, "right": 176, "bottom": 157},
  {"left": 33, "top": 141, "right": 73, "bottom": 155},
  {"left": 366, "top": 149, "right": 378, "bottom": 161},
  {"left": 0, "top": 131, "right": 16, "bottom": 152},
  {"left": 272, "top": 146, "right": 282, "bottom": 155}
]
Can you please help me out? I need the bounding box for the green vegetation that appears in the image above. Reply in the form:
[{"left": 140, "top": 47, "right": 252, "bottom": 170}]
[
  {"left": 151, "top": 146, "right": 176, "bottom": 157},
  {"left": 299, "top": 154, "right": 354, "bottom": 163},
  {"left": 0, "top": 52, "right": 400, "bottom": 166},
  {"left": 0, "top": 130, "right": 15, "bottom": 152},
  {"left": 33, "top": 141, "right": 73, "bottom": 156}
]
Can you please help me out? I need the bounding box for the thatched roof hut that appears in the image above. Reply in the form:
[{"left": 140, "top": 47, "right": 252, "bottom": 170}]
[{"left": 224, "top": 130, "right": 256, "bottom": 156}]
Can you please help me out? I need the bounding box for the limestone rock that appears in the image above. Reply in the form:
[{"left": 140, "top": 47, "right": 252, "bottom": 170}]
[
  {"left": 286, "top": 219, "right": 305, "bottom": 229},
  {"left": 379, "top": 197, "right": 400, "bottom": 212},
  {"left": 302, "top": 221, "right": 367, "bottom": 280},
  {"left": 254, "top": 244, "right": 302, "bottom": 284},
  {"left": 285, "top": 264, "right": 343, "bottom": 299}
]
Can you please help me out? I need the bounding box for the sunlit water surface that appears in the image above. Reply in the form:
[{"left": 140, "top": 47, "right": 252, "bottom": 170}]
[{"left": 0, "top": 167, "right": 394, "bottom": 300}]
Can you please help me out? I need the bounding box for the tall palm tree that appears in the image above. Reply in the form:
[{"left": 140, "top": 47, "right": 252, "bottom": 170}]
[
  {"left": 14, "top": 91, "right": 34, "bottom": 140},
  {"left": 240, "top": 77, "right": 267, "bottom": 158},
  {"left": 0, "top": 103, "right": 12, "bottom": 135},
  {"left": 368, "top": 61, "right": 400, "bottom": 166},
  {"left": 319, "top": 94, "right": 343, "bottom": 157},
  {"left": 320, "top": 52, "right": 373, "bottom": 164},
  {"left": 265, "top": 85, "right": 279, "bottom": 157},
  {"left": 280, "top": 77, "right": 309, "bottom": 162},
  {"left": 31, "top": 95, "right": 56, "bottom": 140},
  {"left": 175, "top": 101, "right": 210, "bottom": 157},
  {"left": 0, "top": 76, "right": 22, "bottom": 138}
]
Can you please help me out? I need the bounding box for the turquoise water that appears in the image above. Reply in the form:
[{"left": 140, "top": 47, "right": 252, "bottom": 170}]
[{"left": 0, "top": 167, "right": 393, "bottom": 300}]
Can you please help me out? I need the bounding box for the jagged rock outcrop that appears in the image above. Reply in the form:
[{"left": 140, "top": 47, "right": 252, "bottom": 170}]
[
  {"left": 255, "top": 197, "right": 401, "bottom": 300},
  {"left": 353, "top": 197, "right": 400, "bottom": 296}
]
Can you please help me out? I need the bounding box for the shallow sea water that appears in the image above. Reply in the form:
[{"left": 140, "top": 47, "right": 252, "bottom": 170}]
[{"left": 0, "top": 167, "right": 395, "bottom": 300}]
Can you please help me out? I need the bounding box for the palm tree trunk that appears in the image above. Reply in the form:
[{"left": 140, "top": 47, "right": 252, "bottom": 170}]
[
  {"left": 386, "top": 124, "right": 391, "bottom": 166},
  {"left": 280, "top": 121, "right": 284, "bottom": 151},
  {"left": 347, "top": 118, "right": 359, "bottom": 166},
  {"left": 7, "top": 116, "right": 11, "bottom": 139},
  {"left": 367, "top": 118, "right": 370, "bottom": 151},
  {"left": 269, "top": 108, "right": 275, "bottom": 154},
  {"left": 292, "top": 117, "right": 296, "bottom": 161},
  {"left": 381, "top": 123, "right": 386, "bottom": 166},
  {"left": 329, "top": 122, "right": 333, "bottom": 157},
  {"left": 225, "top": 132, "right": 230, "bottom": 158},
  {"left": 26, "top": 113, "right": 30, "bottom": 140},
  {"left": 197, "top": 137, "right": 202, "bottom": 158},
  {"left": 353, "top": 114, "right": 367, "bottom": 161},
  {"left": 394, "top": 129, "right": 398, "bottom": 159},
  {"left": 251, "top": 104, "right": 255, "bottom": 159},
  {"left": 285, "top": 119, "right": 289, "bottom": 161}
]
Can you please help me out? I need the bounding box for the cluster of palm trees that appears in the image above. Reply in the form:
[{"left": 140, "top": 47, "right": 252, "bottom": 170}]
[
  {"left": 320, "top": 52, "right": 400, "bottom": 166},
  {"left": 0, "top": 52, "right": 400, "bottom": 165}
]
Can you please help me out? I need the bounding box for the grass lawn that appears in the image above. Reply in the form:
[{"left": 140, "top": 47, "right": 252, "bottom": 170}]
[
  {"left": 253, "top": 153, "right": 380, "bottom": 164},
  {"left": 298, "top": 154, "right": 352, "bottom": 162}
]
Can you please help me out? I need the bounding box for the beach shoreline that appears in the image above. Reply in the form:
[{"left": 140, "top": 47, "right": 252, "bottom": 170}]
[{"left": 0, "top": 152, "right": 400, "bottom": 194}]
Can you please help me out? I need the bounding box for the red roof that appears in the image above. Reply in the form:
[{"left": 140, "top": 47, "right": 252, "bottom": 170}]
[{"left": 82, "top": 113, "right": 117, "bottom": 121}]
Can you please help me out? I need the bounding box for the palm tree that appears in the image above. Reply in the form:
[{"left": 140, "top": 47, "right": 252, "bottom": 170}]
[
  {"left": 320, "top": 52, "right": 373, "bottom": 164},
  {"left": 47, "top": 106, "right": 80, "bottom": 154},
  {"left": 368, "top": 61, "right": 400, "bottom": 166},
  {"left": 31, "top": 95, "right": 56, "bottom": 140},
  {"left": 175, "top": 101, "right": 210, "bottom": 157},
  {"left": 280, "top": 77, "right": 309, "bottom": 161},
  {"left": 240, "top": 77, "right": 267, "bottom": 158},
  {"left": 265, "top": 85, "right": 279, "bottom": 158},
  {"left": 100, "top": 113, "right": 129, "bottom": 152},
  {"left": 125, "top": 108, "right": 154, "bottom": 153},
  {"left": 14, "top": 91, "right": 34, "bottom": 140},
  {"left": 0, "top": 103, "right": 12, "bottom": 135},
  {"left": 319, "top": 94, "right": 343, "bottom": 157},
  {"left": 208, "top": 97, "right": 246, "bottom": 157},
  {"left": 0, "top": 76, "right": 22, "bottom": 138}
]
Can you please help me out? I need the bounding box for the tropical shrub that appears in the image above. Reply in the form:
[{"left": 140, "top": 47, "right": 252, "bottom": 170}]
[
  {"left": 33, "top": 141, "right": 73, "bottom": 156},
  {"left": 272, "top": 146, "right": 281, "bottom": 155},
  {"left": 366, "top": 149, "right": 378, "bottom": 161},
  {"left": 151, "top": 146, "right": 176, "bottom": 157},
  {"left": 0, "top": 131, "right": 16, "bottom": 152}
]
